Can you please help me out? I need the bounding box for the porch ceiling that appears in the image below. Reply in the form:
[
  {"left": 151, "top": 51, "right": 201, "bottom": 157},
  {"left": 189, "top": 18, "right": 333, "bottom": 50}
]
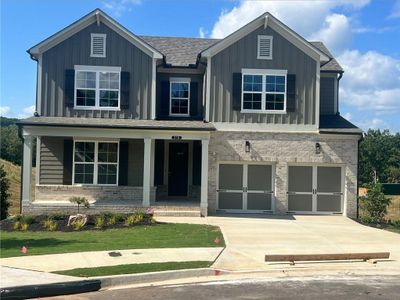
[{"left": 18, "top": 116, "right": 215, "bottom": 131}]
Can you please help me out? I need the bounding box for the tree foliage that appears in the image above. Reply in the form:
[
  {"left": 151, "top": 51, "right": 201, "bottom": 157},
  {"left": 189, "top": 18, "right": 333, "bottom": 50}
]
[
  {"left": 359, "top": 129, "right": 400, "bottom": 185},
  {"left": 359, "top": 182, "right": 391, "bottom": 223},
  {"left": 0, "top": 165, "right": 11, "bottom": 220}
]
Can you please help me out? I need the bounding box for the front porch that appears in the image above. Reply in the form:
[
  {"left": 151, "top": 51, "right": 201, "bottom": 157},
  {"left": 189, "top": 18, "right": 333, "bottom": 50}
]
[{"left": 19, "top": 117, "right": 214, "bottom": 216}]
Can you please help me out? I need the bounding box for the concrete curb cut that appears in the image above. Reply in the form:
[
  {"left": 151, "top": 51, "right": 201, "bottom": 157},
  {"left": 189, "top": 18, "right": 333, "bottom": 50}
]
[
  {"left": 0, "top": 280, "right": 101, "bottom": 300},
  {"left": 97, "top": 268, "right": 228, "bottom": 288}
]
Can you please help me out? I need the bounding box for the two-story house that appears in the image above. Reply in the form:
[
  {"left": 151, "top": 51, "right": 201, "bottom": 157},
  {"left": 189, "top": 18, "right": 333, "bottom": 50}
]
[{"left": 19, "top": 9, "right": 362, "bottom": 217}]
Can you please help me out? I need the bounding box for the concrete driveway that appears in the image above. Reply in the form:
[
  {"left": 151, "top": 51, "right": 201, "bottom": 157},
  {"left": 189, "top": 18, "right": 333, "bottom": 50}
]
[{"left": 156, "top": 215, "right": 400, "bottom": 273}]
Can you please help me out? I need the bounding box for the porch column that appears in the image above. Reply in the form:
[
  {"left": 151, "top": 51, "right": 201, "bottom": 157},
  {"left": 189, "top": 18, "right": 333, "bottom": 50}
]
[
  {"left": 143, "top": 138, "right": 155, "bottom": 207},
  {"left": 200, "top": 139, "right": 209, "bottom": 215},
  {"left": 22, "top": 135, "right": 33, "bottom": 205}
]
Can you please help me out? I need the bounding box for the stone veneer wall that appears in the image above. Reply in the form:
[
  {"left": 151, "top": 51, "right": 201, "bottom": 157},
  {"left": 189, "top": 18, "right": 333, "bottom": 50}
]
[{"left": 207, "top": 131, "right": 359, "bottom": 218}]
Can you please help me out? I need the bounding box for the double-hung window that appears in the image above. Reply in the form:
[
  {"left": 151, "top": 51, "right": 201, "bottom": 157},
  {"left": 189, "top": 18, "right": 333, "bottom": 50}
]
[
  {"left": 73, "top": 141, "right": 119, "bottom": 185},
  {"left": 170, "top": 78, "right": 190, "bottom": 116},
  {"left": 75, "top": 65, "right": 121, "bottom": 109},
  {"left": 242, "top": 69, "right": 287, "bottom": 113}
]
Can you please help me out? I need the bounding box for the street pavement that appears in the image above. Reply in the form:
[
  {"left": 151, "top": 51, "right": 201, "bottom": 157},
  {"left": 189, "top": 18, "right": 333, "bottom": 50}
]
[{"left": 43, "top": 275, "right": 400, "bottom": 300}]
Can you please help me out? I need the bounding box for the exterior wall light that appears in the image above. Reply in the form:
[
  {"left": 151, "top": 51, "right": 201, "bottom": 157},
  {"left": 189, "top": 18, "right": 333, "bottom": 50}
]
[
  {"left": 245, "top": 141, "right": 251, "bottom": 153},
  {"left": 315, "top": 142, "right": 321, "bottom": 154}
]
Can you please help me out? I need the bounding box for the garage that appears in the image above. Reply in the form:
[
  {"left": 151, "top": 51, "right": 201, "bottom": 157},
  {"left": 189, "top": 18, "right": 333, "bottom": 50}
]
[
  {"left": 217, "top": 163, "right": 274, "bottom": 212},
  {"left": 287, "top": 165, "right": 343, "bottom": 214}
]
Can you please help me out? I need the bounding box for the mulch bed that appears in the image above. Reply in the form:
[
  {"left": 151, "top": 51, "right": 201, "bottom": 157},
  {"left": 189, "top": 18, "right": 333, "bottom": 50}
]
[{"left": 0, "top": 213, "right": 155, "bottom": 232}]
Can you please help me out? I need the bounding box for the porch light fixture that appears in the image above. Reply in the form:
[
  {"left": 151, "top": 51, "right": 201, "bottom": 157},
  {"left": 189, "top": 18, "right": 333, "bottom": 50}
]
[
  {"left": 245, "top": 141, "right": 251, "bottom": 153},
  {"left": 315, "top": 142, "right": 321, "bottom": 154}
]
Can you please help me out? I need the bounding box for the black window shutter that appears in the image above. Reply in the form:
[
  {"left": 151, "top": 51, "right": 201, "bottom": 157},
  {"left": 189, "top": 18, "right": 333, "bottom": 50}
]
[
  {"left": 161, "top": 81, "right": 170, "bottom": 117},
  {"left": 118, "top": 141, "right": 129, "bottom": 186},
  {"left": 286, "top": 74, "right": 296, "bottom": 112},
  {"left": 232, "top": 72, "right": 242, "bottom": 111},
  {"left": 154, "top": 140, "right": 164, "bottom": 185},
  {"left": 63, "top": 139, "right": 73, "bottom": 185},
  {"left": 120, "top": 71, "right": 130, "bottom": 109},
  {"left": 65, "top": 70, "right": 75, "bottom": 108},
  {"left": 190, "top": 82, "right": 198, "bottom": 117},
  {"left": 192, "top": 141, "right": 202, "bottom": 185}
]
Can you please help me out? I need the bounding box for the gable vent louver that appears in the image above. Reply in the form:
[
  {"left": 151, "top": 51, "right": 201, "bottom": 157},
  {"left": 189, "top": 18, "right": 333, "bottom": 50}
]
[
  {"left": 257, "top": 35, "right": 273, "bottom": 59},
  {"left": 91, "top": 34, "right": 106, "bottom": 57}
]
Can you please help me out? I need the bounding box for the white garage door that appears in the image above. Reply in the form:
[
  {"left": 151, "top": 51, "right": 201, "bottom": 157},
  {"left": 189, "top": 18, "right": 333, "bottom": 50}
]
[
  {"left": 288, "top": 165, "right": 343, "bottom": 214},
  {"left": 217, "top": 163, "right": 274, "bottom": 212}
]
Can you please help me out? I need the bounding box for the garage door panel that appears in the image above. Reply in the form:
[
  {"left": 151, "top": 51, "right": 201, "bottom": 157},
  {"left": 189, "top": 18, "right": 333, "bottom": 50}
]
[
  {"left": 317, "top": 195, "right": 341, "bottom": 212},
  {"left": 219, "top": 164, "right": 243, "bottom": 190},
  {"left": 317, "top": 167, "right": 341, "bottom": 193},
  {"left": 247, "top": 193, "right": 272, "bottom": 210},
  {"left": 288, "top": 166, "right": 312, "bottom": 193},
  {"left": 218, "top": 192, "right": 243, "bottom": 210},
  {"left": 288, "top": 194, "right": 313, "bottom": 212},
  {"left": 248, "top": 165, "right": 272, "bottom": 191}
]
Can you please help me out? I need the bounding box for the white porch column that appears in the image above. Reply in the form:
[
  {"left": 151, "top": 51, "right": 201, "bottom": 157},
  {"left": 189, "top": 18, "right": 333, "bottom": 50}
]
[
  {"left": 143, "top": 138, "right": 155, "bottom": 207},
  {"left": 200, "top": 139, "right": 209, "bottom": 215},
  {"left": 22, "top": 135, "right": 33, "bottom": 204}
]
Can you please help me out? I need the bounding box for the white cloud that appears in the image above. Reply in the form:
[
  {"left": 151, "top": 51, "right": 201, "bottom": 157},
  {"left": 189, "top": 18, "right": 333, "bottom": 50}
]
[
  {"left": 0, "top": 106, "right": 11, "bottom": 116},
  {"left": 199, "top": 27, "right": 206, "bottom": 38},
  {"left": 388, "top": 0, "right": 400, "bottom": 19},
  {"left": 339, "top": 50, "right": 400, "bottom": 113},
  {"left": 357, "top": 118, "right": 390, "bottom": 131},
  {"left": 23, "top": 105, "right": 35, "bottom": 115},
  {"left": 343, "top": 112, "right": 352, "bottom": 120},
  {"left": 103, "top": 0, "right": 142, "bottom": 17}
]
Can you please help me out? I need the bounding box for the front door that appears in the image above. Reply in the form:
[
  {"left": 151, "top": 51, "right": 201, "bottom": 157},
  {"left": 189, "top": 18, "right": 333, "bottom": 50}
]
[{"left": 168, "top": 142, "right": 189, "bottom": 196}]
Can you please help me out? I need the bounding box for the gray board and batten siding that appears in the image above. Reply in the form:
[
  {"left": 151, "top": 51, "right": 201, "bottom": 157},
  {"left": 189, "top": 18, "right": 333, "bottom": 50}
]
[
  {"left": 209, "top": 25, "right": 317, "bottom": 125},
  {"left": 40, "top": 22, "right": 153, "bottom": 119}
]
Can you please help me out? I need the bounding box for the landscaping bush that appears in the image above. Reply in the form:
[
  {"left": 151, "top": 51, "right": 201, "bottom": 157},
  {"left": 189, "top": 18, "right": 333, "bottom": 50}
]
[
  {"left": 359, "top": 182, "right": 392, "bottom": 223},
  {"left": 94, "top": 215, "right": 105, "bottom": 229},
  {"left": 0, "top": 165, "right": 10, "bottom": 220},
  {"left": 72, "top": 216, "right": 86, "bottom": 231},
  {"left": 106, "top": 213, "right": 118, "bottom": 225},
  {"left": 42, "top": 218, "right": 57, "bottom": 231},
  {"left": 135, "top": 209, "right": 144, "bottom": 223},
  {"left": 69, "top": 197, "right": 90, "bottom": 213},
  {"left": 125, "top": 214, "right": 136, "bottom": 226}
]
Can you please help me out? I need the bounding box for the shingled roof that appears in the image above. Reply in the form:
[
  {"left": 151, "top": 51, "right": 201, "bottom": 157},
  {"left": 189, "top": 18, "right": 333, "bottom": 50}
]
[{"left": 139, "top": 35, "right": 343, "bottom": 72}]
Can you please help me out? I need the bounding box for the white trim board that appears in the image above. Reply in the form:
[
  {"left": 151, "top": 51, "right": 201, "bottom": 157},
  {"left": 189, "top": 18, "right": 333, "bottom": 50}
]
[{"left": 28, "top": 9, "right": 163, "bottom": 59}]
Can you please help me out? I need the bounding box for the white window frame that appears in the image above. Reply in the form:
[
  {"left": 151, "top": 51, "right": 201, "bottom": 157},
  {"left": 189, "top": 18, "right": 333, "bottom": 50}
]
[
  {"left": 241, "top": 69, "right": 287, "bottom": 114},
  {"left": 74, "top": 65, "right": 121, "bottom": 110},
  {"left": 72, "top": 140, "right": 120, "bottom": 186},
  {"left": 257, "top": 35, "right": 273, "bottom": 60},
  {"left": 90, "top": 33, "right": 107, "bottom": 58},
  {"left": 169, "top": 77, "right": 191, "bottom": 117}
]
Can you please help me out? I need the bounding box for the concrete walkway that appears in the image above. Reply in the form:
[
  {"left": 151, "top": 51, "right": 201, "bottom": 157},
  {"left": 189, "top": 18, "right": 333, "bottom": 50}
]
[
  {"left": 156, "top": 215, "right": 400, "bottom": 273},
  {"left": 0, "top": 247, "right": 223, "bottom": 272},
  {"left": 0, "top": 266, "right": 78, "bottom": 288}
]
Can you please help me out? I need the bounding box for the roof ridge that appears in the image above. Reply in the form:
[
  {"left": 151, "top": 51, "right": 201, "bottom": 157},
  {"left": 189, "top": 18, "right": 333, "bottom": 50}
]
[{"left": 138, "top": 35, "right": 221, "bottom": 41}]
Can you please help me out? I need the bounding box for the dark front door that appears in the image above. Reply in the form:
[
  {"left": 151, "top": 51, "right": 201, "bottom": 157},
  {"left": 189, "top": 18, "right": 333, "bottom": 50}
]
[{"left": 168, "top": 143, "right": 189, "bottom": 196}]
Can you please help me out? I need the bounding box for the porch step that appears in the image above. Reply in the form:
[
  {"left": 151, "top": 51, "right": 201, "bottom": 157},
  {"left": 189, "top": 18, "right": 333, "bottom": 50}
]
[{"left": 153, "top": 210, "right": 201, "bottom": 217}]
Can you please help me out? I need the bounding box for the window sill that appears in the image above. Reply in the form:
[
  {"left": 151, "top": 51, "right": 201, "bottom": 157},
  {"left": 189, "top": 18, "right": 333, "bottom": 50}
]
[
  {"left": 72, "top": 184, "right": 119, "bottom": 187},
  {"left": 73, "top": 106, "right": 121, "bottom": 111},
  {"left": 240, "top": 109, "right": 287, "bottom": 115}
]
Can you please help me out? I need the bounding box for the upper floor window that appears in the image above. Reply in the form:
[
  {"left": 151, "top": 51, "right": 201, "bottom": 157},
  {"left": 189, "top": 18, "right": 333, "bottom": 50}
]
[
  {"left": 91, "top": 34, "right": 106, "bottom": 57},
  {"left": 170, "top": 78, "right": 190, "bottom": 116},
  {"left": 257, "top": 35, "right": 273, "bottom": 60},
  {"left": 73, "top": 140, "right": 119, "bottom": 185},
  {"left": 75, "top": 65, "right": 121, "bottom": 109},
  {"left": 242, "top": 69, "right": 287, "bottom": 113}
]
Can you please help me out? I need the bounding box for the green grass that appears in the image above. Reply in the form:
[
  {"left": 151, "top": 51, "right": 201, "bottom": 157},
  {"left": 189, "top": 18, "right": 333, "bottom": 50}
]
[
  {"left": 0, "top": 223, "right": 225, "bottom": 258},
  {"left": 54, "top": 261, "right": 212, "bottom": 277}
]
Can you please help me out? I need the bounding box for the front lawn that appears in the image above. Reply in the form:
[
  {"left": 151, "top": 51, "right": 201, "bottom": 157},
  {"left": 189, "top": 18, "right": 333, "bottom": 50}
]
[
  {"left": 0, "top": 223, "right": 225, "bottom": 258},
  {"left": 54, "top": 261, "right": 212, "bottom": 277}
]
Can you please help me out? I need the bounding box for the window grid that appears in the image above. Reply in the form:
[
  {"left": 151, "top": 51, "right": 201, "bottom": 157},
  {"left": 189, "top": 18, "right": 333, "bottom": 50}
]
[
  {"left": 170, "top": 81, "right": 190, "bottom": 116},
  {"left": 241, "top": 71, "right": 287, "bottom": 113},
  {"left": 73, "top": 141, "right": 119, "bottom": 186},
  {"left": 75, "top": 69, "right": 120, "bottom": 109}
]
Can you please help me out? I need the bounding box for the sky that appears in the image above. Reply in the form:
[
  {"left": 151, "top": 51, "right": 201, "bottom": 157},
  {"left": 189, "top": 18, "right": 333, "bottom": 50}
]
[{"left": 1, "top": 0, "right": 399, "bottom": 132}]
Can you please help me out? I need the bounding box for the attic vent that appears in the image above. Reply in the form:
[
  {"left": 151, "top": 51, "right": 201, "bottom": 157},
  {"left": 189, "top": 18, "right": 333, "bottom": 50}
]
[
  {"left": 257, "top": 35, "right": 273, "bottom": 60},
  {"left": 91, "top": 33, "right": 106, "bottom": 57}
]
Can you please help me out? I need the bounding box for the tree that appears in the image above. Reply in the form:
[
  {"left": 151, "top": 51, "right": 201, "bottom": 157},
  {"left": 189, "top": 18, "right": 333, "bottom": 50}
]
[
  {"left": 0, "top": 165, "right": 10, "bottom": 220},
  {"left": 359, "top": 182, "right": 391, "bottom": 223},
  {"left": 0, "top": 125, "right": 22, "bottom": 165}
]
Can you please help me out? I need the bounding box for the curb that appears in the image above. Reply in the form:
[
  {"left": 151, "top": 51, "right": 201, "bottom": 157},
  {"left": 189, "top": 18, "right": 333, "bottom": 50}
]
[
  {"left": 0, "top": 280, "right": 101, "bottom": 300},
  {"left": 97, "top": 268, "right": 229, "bottom": 288}
]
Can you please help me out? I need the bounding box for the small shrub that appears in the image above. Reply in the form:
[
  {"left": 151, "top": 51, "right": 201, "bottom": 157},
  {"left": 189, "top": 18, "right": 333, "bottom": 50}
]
[
  {"left": 42, "top": 218, "right": 57, "bottom": 231},
  {"left": 21, "top": 215, "right": 35, "bottom": 225},
  {"left": 69, "top": 196, "right": 90, "bottom": 213},
  {"left": 125, "top": 214, "right": 136, "bottom": 226},
  {"left": 392, "top": 220, "right": 400, "bottom": 227},
  {"left": 20, "top": 222, "right": 29, "bottom": 231},
  {"left": 72, "top": 218, "right": 86, "bottom": 231},
  {"left": 107, "top": 213, "right": 117, "bottom": 225},
  {"left": 50, "top": 213, "right": 65, "bottom": 221},
  {"left": 94, "top": 215, "right": 105, "bottom": 229},
  {"left": 135, "top": 209, "right": 144, "bottom": 223},
  {"left": 359, "top": 183, "right": 391, "bottom": 223},
  {"left": 13, "top": 221, "right": 20, "bottom": 230},
  {"left": 0, "top": 165, "right": 10, "bottom": 220},
  {"left": 360, "top": 215, "right": 375, "bottom": 224}
]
